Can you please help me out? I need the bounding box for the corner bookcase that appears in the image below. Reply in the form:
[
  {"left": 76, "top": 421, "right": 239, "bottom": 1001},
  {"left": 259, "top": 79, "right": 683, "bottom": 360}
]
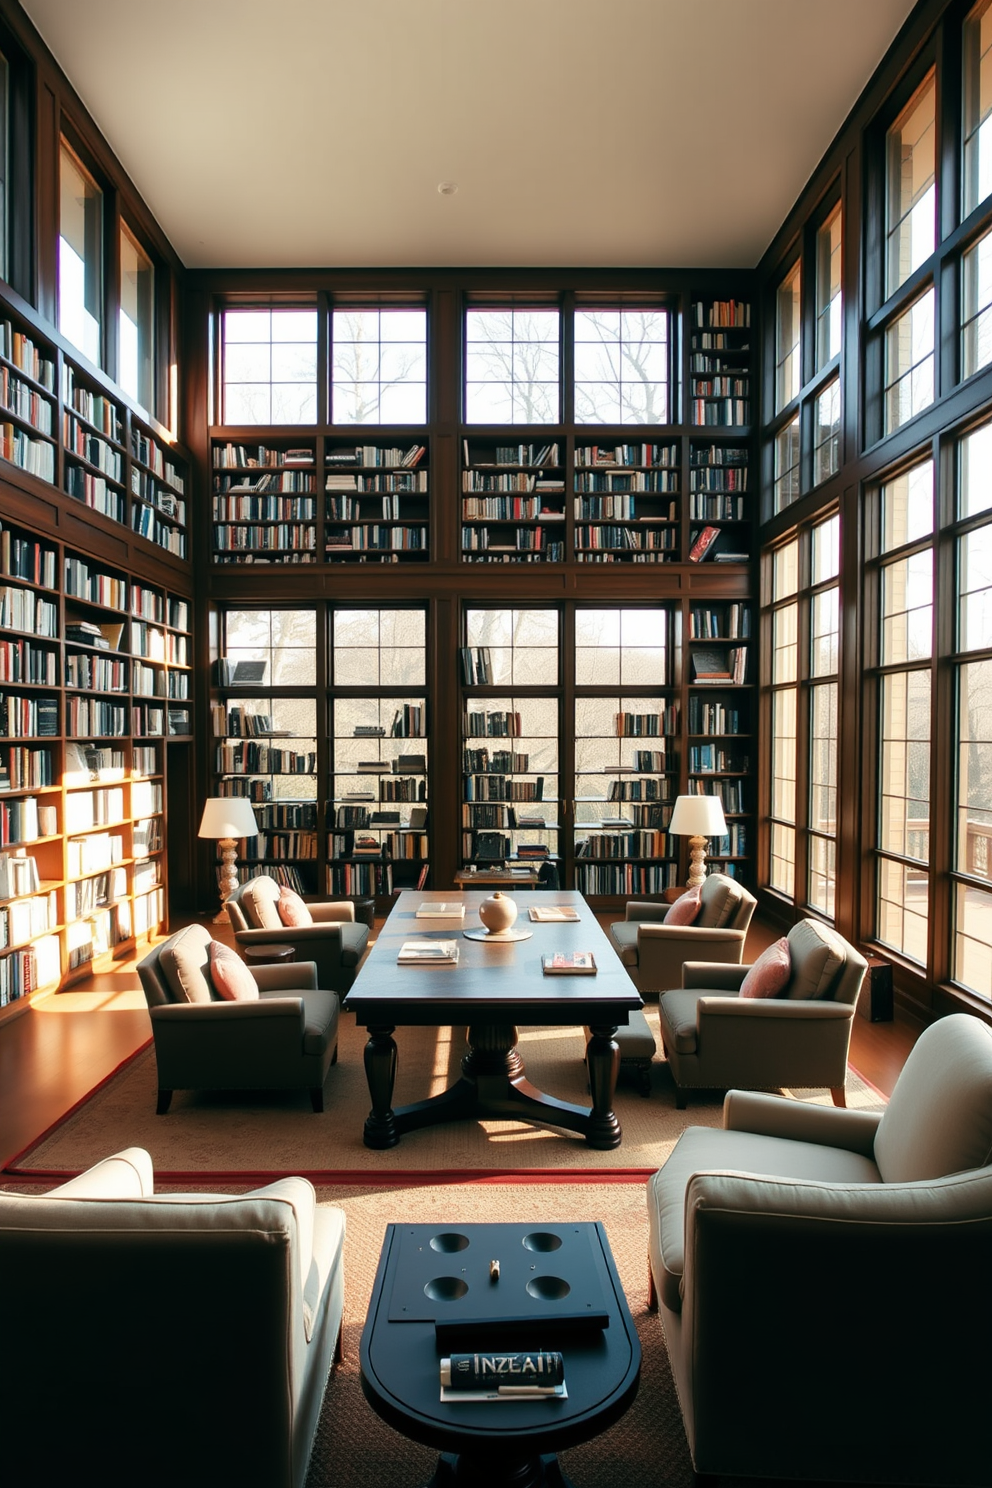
[{"left": 0, "top": 514, "right": 192, "bottom": 1018}]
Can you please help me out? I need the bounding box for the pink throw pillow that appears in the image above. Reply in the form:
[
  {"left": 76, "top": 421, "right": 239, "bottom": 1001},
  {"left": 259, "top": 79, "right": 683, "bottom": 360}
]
[
  {"left": 664, "top": 886, "right": 702, "bottom": 926},
  {"left": 277, "top": 887, "right": 313, "bottom": 927},
  {"left": 739, "top": 937, "right": 792, "bottom": 999},
  {"left": 208, "top": 941, "right": 259, "bottom": 1002}
]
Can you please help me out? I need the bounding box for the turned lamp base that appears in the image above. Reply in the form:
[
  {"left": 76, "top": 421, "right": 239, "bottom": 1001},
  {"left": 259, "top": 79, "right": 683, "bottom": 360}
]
[
  {"left": 685, "top": 834, "right": 711, "bottom": 891},
  {"left": 214, "top": 837, "right": 240, "bottom": 924}
]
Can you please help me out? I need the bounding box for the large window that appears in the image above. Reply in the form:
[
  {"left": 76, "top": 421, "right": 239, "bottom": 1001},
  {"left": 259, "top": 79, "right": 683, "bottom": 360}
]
[
  {"left": 769, "top": 539, "right": 799, "bottom": 897},
  {"left": 954, "top": 421, "right": 992, "bottom": 994},
  {"left": 964, "top": 0, "right": 992, "bottom": 218},
  {"left": 0, "top": 49, "right": 8, "bottom": 284},
  {"left": 872, "top": 461, "right": 934, "bottom": 964},
  {"left": 573, "top": 309, "right": 669, "bottom": 424},
  {"left": 119, "top": 224, "right": 154, "bottom": 413},
  {"left": 884, "top": 287, "right": 934, "bottom": 433},
  {"left": 886, "top": 72, "right": 936, "bottom": 297},
  {"left": 775, "top": 263, "right": 801, "bottom": 411},
  {"left": 59, "top": 140, "right": 103, "bottom": 366},
  {"left": 221, "top": 308, "right": 317, "bottom": 424},
  {"left": 331, "top": 308, "right": 426, "bottom": 425},
  {"left": 465, "top": 308, "right": 560, "bottom": 424}
]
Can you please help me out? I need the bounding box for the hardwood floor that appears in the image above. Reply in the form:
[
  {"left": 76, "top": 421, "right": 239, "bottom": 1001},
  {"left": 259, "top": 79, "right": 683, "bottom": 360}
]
[{"left": 0, "top": 912, "right": 923, "bottom": 1171}]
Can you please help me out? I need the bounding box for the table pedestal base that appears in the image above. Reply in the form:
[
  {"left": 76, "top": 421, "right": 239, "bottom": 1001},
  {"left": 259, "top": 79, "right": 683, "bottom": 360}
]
[
  {"left": 362, "top": 1020, "right": 622, "bottom": 1151},
  {"left": 426, "top": 1451, "right": 574, "bottom": 1488}
]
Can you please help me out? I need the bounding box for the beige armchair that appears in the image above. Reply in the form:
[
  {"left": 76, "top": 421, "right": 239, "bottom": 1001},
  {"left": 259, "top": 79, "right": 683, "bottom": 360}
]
[
  {"left": 225, "top": 874, "right": 370, "bottom": 993},
  {"left": 608, "top": 872, "right": 756, "bottom": 997},
  {"left": 0, "top": 1147, "right": 345, "bottom": 1488},
  {"left": 658, "top": 918, "right": 866, "bottom": 1107},
  {"left": 138, "top": 922, "right": 340, "bottom": 1112},
  {"left": 647, "top": 1014, "right": 992, "bottom": 1486}
]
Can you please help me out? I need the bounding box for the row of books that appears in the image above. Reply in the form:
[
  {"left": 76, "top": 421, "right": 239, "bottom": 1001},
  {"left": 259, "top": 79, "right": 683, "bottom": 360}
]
[
  {"left": 462, "top": 496, "right": 544, "bottom": 520},
  {"left": 0, "top": 638, "right": 57, "bottom": 686},
  {"left": 464, "top": 711, "right": 523, "bottom": 738},
  {"left": 325, "top": 471, "right": 426, "bottom": 492},
  {"left": 0, "top": 422, "right": 55, "bottom": 481},
  {"left": 64, "top": 414, "right": 123, "bottom": 480},
  {"left": 608, "top": 777, "right": 669, "bottom": 802},
  {"left": 324, "top": 526, "right": 427, "bottom": 551},
  {"left": 327, "top": 497, "right": 410, "bottom": 520},
  {"left": 1, "top": 321, "right": 56, "bottom": 390},
  {"left": 464, "top": 441, "right": 558, "bottom": 468},
  {"left": 1, "top": 366, "right": 54, "bottom": 435},
  {"left": 131, "top": 429, "right": 185, "bottom": 492},
  {"left": 254, "top": 802, "right": 318, "bottom": 830},
  {"left": 0, "top": 746, "right": 54, "bottom": 791},
  {"left": 0, "top": 695, "right": 58, "bottom": 738},
  {"left": 575, "top": 443, "right": 676, "bottom": 468},
  {"left": 460, "top": 648, "right": 493, "bottom": 686},
  {"left": 462, "top": 748, "right": 530, "bottom": 773},
  {"left": 66, "top": 699, "right": 129, "bottom": 738},
  {"left": 688, "top": 744, "right": 749, "bottom": 772},
  {"left": 575, "top": 831, "right": 670, "bottom": 858},
  {"left": 0, "top": 525, "right": 57, "bottom": 588},
  {"left": 65, "top": 557, "right": 127, "bottom": 611},
  {"left": 243, "top": 832, "right": 319, "bottom": 861},
  {"left": 131, "top": 472, "right": 186, "bottom": 522},
  {"left": 689, "top": 494, "right": 746, "bottom": 521},
  {"left": 215, "top": 744, "right": 317, "bottom": 774},
  {"left": 690, "top": 646, "right": 748, "bottom": 684},
  {"left": 211, "top": 705, "right": 276, "bottom": 738},
  {"left": 65, "top": 788, "right": 126, "bottom": 834},
  {"left": 0, "top": 583, "right": 58, "bottom": 636},
  {"left": 213, "top": 524, "right": 316, "bottom": 552},
  {"left": 215, "top": 471, "right": 314, "bottom": 493},
  {"left": 66, "top": 833, "right": 124, "bottom": 877},
  {"left": 0, "top": 795, "right": 56, "bottom": 845},
  {"left": 464, "top": 775, "right": 545, "bottom": 802},
  {"left": 576, "top": 525, "right": 676, "bottom": 552},
  {"left": 575, "top": 497, "right": 677, "bottom": 521},
  {"left": 0, "top": 936, "right": 61, "bottom": 1005},
  {"left": 214, "top": 443, "right": 314, "bottom": 468},
  {"left": 574, "top": 862, "right": 676, "bottom": 895},
  {"left": 132, "top": 506, "right": 187, "bottom": 557},
  {"left": 575, "top": 470, "right": 677, "bottom": 492},
  {"left": 0, "top": 890, "right": 58, "bottom": 948}
]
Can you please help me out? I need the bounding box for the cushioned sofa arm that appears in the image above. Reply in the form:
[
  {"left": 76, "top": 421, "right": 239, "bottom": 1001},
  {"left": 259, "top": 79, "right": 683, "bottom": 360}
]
[
  {"left": 640, "top": 925, "right": 746, "bottom": 945},
  {"left": 697, "top": 996, "right": 854, "bottom": 1023},
  {"left": 682, "top": 961, "right": 749, "bottom": 991},
  {"left": 625, "top": 901, "right": 669, "bottom": 923},
  {"left": 309, "top": 902, "right": 355, "bottom": 923},
  {"left": 235, "top": 924, "right": 342, "bottom": 948},
  {"left": 685, "top": 1163, "right": 992, "bottom": 1234},
  {"left": 45, "top": 1147, "right": 154, "bottom": 1200},
  {"left": 253, "top": 961, "right": 318, "bottom": 992},
  {"left": 151, "top": 998, "right": 306, "bottom": 1028},
  {"left": 723, "top": 1089, "right": 882, "bottom": 1155}
]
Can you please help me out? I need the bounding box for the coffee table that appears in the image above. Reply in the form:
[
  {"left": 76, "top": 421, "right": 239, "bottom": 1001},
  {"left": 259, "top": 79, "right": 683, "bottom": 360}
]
[
  {"left": 360, "top": 1220, "right": 640, "bottom": 1488},
  {"left": 343, "top": 890, "right": 643, "bottom": 1151}
]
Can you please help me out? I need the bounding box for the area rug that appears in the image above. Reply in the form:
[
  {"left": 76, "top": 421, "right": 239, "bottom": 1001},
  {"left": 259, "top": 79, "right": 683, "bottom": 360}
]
[
  {"left": 300, "top": 1179, "right": 703, "bottom": 1488},
  {"left": 7, "top": 1005, "right": 885, "bottom": 1182}
]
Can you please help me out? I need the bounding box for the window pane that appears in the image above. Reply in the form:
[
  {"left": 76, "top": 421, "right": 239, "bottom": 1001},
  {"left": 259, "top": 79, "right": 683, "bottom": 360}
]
[
  {"left": 954, "top": 883, "right": 992, "bottom": 993},
  {"left": 0, "top": 52, "right": 9, "bottom": 283},
  {"left": 775, "top": 262, "right": 801, "bottom": 411},
  {"left": 59, "top": 142, "right": 102, "bottom": 366},
  {"left": 574, "top": 309, "right": 668, "bottom": 424},
  {"left": 810, "top": 682, "right": 838, "bottom": 833},
  {"left": 222, "top": 309, "right": 317, "bottom": 425},
  {"left": 808, "top": 833, "right": 836, "bottom": 917},
  {"left": 884, "top": 288, "right": 934, "bottom": 434},
  {"left": 225, "top": 608, "right": 316, "bottom": 686},
  {"left": 959, "top": 526, "right": 992, "bottom": 651},
  {"left": 877, "top": 856, "right": 929, "bottom": 962},
  {"left": 882, "top": 551, "right": 933, "bottom": 664},
  {"left": 886, "top": 72, "right": 936, "bottom": 296},
  {"left": 331, "top": 309, "right": 426, "bottom": 426},
  {"left": 812, "top": 514, "right": 840, "bottom": 584},
  {"left": 465, "top": 308, "right": 560, "bottom": 424},
  {"left": 770, "top": 821, "right": 796, "bottom": 897},
  {"left": 773, "top": 538, "right": 799, "bottom": 600},
  {"left": 881, "top": 459, "right": 933, "bottom": 551},
  {"left": 813, "top": 377, "right": 840, "bottom": 485},
  {"left": 959, "top": 419, "right": 992, "bottom": 518},
  {"left": 772, "top": 688, "right": 797, "bottom": 821},
  {"left": 465, "top": 607, "right": 558, "bottom": 686},
  {"left": 811, "top": 586, "right": 839, "bottom": 676},
  {"left": 815, "top": 206, "right": 842, "bottom": 369},
  {"left": 774, "top": 414, "right": 800, "bottom": 512},
  {"left": 773, "top": 602, "right": 798, "bottom": 684},
  {"left": 119, "top": 225, "right": 154, "bottom": 414},
  {"left": 958, "top": 660, "right": 992, "bottom": 886},
  {"left": 879, "top": 669, "right": 931, "bottom": 859},
  {"left": 962, "top": 226, "right": 992, "bottom": 379},
  {"left": 964, "top": 0, "right": 992, "bottom": 218},
  {"left": 333, "top": 608, "right": 425, "bottom": 686}
]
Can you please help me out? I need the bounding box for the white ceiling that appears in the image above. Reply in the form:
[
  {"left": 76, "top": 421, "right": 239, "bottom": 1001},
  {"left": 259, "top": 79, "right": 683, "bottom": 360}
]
[{"left": 22, "top": 0, "right": 917, "bottom": 271}]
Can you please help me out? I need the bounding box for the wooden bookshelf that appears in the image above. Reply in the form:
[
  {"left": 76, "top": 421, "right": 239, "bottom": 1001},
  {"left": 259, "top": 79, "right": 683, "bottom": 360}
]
[
  {"left": 211, "top": 438, "right": 318, "bottom": 565},
  {"left": 325, "top": 438, "right": 428, "bottom": 563},
  {"left": 574, "top": 441, "right": 679, "bottom": 564},
  {"left": 685, "top": 602, "right": 753, "bottom": 882},
  {"left": 461, "top": 438, "right": 564, "bottom": 563}
]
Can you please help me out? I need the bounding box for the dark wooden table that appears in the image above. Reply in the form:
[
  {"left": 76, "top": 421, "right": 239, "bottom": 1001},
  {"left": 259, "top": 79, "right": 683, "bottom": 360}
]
[
  {"left": 360, "top": 1220, "right": 640, "bottom": 1488},
  {"left": 343, "top": 890, "right": 643, "bottom": 1150}
]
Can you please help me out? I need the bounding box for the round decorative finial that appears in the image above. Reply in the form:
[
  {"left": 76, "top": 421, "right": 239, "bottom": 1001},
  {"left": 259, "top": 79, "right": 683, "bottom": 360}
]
[{"left": 478, "top": 891, "right": 518, "bottom": 934}]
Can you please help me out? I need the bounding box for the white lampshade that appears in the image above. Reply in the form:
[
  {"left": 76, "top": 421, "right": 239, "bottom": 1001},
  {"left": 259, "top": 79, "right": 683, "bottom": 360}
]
[
  {"left": 197, "top": 797, "right": 259, "bottom": 840},
  {"left": 668, "top": 794, "right": 728, "bottom": 839}
]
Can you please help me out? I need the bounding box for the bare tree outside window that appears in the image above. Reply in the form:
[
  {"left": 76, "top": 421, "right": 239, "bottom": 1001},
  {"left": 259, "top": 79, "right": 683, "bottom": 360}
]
[
  {"left": 223, "top": 310, "right": 317, "bottom": 425},
  {"left": 574, "top": 311, "right": 669, "bottom": 424},
  {"left": 465, "top": 309, "right": 560, "bottom": 423},
  {"left": 332, "top": 310, "right": 426, "bottom": 424}
]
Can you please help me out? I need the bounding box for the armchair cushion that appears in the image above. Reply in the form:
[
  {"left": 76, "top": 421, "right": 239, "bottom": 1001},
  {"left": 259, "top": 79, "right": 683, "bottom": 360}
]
[
  {"left": 784, "top": 918, "right": 846, "bottom": 1000},
  {"left": 740, "top": 936, "right": 791, "bottom": 998},
  {"left": 278, "top": 887, "right": 313, "bottom": 927},
  {"left": 208, "top": 941, "right": 259, "bottom": 1001},
  {"left": 659, "top": 987, "right": 710, "bottom": 1054},
  {"left": 696, "top": 874, "right": 745, "bottom": 929},
  {"left": 664, "top": 885, "right": 702, "bottom": 925},
  {"left": 242, "top": 877, "right": 282, "bottom": 929},
  {"left": 873, "top": 1013, "right": 992, "bottom": 1182},
  {"left": 609, "top": 920, "right": 640, "bottom": 968},
  {"left": 160, "top": 923, "right": 215, "bottom": 1003}
]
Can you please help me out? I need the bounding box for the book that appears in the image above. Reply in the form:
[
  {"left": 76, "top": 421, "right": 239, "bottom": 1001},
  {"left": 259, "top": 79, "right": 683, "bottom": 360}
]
[
  {"left": 542, "top": 952, "right": 597, "bottom": 975},
  {"left": 691, "top": 647, "right": 732, "bottom": 680},
  {"left": 408, "top": 806, "right": 428, "bottom": 830},
  {"left": 398, "top": 939, "right": 459, "bottom": 963},
  {"left": 528, "top": 906, "right": 580, "bottom": 923},
  {"left": 232, "top": 660, "right": 267, "bottom": 683},
  {"left": 688, "top": 526, "right": 720, "bottom": 562},
  {"left": 415, "top": 902, "right": 466, "bottom": 919}
]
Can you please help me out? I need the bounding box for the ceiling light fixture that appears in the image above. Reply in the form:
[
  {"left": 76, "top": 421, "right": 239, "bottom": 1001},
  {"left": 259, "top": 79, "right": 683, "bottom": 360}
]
[{"left": 437, "top": 181, "right": 458, "bottom": 196}]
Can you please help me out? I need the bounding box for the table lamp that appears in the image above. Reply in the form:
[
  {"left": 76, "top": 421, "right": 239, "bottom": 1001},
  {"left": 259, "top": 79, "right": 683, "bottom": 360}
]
[
  {"left": 198, "top": 797, "right": 259, "bottom": 921},
  {"left": 668, "top": 793, "right": 728, "bottom": 889}
]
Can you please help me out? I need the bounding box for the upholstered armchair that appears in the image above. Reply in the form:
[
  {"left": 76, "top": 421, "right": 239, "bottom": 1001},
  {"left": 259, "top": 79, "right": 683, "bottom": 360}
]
[
  {"left": 647, "top": 1014, "right": 992, "bottom": 1486},
  {"left": 137, "top": 922, "right": 340, "bottom": 1112},
  {"left": 0, "top": 1147, "right": 345, "bottom": 1488},
  {"left": 658, "top": 918, "right": 866, "bottom": 1107},
  {"left": 225, "top": 874, "right": 370, "bottom": 993},
  {"left": 608, "top": 872, "right": 757, "bottom": 997}
]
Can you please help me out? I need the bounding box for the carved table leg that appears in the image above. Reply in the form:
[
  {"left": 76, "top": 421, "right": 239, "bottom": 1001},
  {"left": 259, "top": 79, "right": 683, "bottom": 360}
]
[
  {"left": 363, "top": 1023, "right": 399, "bottom": 1148},
  {"left": 585, "top": 1024, "right": 622, "bottom": 1149}
]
